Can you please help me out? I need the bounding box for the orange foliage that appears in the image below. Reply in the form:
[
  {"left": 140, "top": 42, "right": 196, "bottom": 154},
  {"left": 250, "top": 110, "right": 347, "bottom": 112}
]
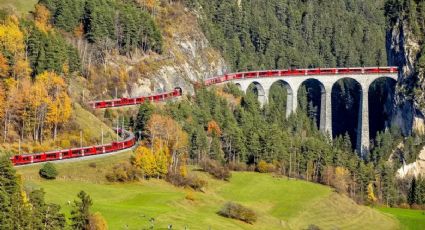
[
  {"left": 0, "top": 53, "right": 9, "bottom": 78},
  {"left": 73, "top": 23, "right": 84, "bottom": 39},
  {"left": 207, "top": 120, "right": 222, "bottom": 137},
  {"left": 34, "top": 4, "right": 51, "bottom": 32}
]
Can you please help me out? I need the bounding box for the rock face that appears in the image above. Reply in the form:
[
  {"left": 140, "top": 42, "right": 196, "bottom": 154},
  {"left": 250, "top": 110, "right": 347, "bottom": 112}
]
[
  {"left": 387, "top": 19, "right": 424, "bottom": 136},
  {"left": 388, "top": 19, "right": 425, "bottom": 177},
  {"left": 397, "top": 146, "right": 425, "bottom": 178},
  {"left": 103, "top": 5, "right": 228, "bottom": 98}
]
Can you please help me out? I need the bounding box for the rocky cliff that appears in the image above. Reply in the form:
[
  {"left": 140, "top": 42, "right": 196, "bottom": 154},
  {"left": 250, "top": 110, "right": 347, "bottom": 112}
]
[
  {"left": 100, "top": 4, "right": 228, "bottom": 99},
  {"left": 387, "top": 19, "right": 425, "bottom": 136}
]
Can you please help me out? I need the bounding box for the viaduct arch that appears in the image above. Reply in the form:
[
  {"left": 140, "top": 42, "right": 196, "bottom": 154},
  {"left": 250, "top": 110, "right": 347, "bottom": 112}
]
[{"left": 207, "top": 67, "right": 399, "bottom": 157}]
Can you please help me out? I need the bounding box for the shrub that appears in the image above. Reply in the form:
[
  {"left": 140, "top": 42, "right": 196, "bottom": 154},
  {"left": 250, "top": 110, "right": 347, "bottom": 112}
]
[
  {"left": 166, "top": 172, "right": 207, "bottom": 191},
  {"left": 200, "top": 158, "right": 231, "bottom": 181},
  {"left": 218, "top": 202, "right": 257, "bottom": 224},
  {"left": 227, "top": 162, "right": 247, "bottom": 171},
  {"left": 39, "top": 162, "right": 58, "bottom": 179},
  {"left": 306, "top": 224, "right": 321, "bottom": 230},
  {"left": 106, "top": 163, "right": 141, "bottom": 182},
  {"left": 185, "top": 190, "right": 196, "bottom": 201},
  {"left": 256, "top": 160, "right": 275, "bottom": 173},
  {"left": 398, "top": 203, "right": 410, "bottom": 209}
]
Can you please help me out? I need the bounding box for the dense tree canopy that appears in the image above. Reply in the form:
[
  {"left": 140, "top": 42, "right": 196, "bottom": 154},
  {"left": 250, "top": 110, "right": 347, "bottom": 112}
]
[
  {"left": 38, "top": 0, "right": 163, "bottom": 55},
  {"left": 187, "top": 0, "right": 387, "bottom": 71}
]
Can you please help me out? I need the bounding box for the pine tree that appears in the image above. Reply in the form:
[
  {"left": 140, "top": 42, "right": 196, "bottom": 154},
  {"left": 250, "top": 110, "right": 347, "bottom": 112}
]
[
  {"left": 408, "top": 177, "right": 418, "bottom": 205},
  {"left": 134, "top": 102, "right": 154, "bottom": 139},
  {"left": 70, "top": 191, "right": 93, "bottom": 230}
]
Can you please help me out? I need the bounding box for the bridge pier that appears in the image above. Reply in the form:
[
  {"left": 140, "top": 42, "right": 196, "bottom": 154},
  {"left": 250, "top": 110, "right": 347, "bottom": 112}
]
[
  {"left": 320, "top": 85, "right": 333, "bottom": 137},
  {"left": 286, "top": 86, "right": 297, "bottom": 118},
  {"left": 227, "top": 69, "right": 398, "bottom": 157},
  {"left": 357, "top": 83, "right": 370, "bottom": 158}
]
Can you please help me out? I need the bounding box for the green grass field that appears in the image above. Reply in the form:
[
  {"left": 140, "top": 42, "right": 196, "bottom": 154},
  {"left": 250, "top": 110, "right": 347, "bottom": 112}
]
[
  {"left": 0, "top": 0, "right": 37, "bottom": 14},
  {"left": 378, "top": 207, "right": 425, "bottom": 230},
  {"left": 17, "top": 153, "right": 400, "bottom": 230}
]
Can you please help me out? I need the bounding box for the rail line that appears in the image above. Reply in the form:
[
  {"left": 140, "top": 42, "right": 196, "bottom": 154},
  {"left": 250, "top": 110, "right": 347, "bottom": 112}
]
[{"left": 9, "top": 66, "right": 398, "bottom": 166}]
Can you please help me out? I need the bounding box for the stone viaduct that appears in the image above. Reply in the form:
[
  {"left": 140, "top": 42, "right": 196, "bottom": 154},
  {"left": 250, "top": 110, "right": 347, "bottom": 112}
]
[{"left": 205, "top": 67, "right": 399, "bottom": 156}]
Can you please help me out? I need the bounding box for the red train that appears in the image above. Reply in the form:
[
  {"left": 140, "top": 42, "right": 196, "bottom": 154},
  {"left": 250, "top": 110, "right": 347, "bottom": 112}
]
[
  {"left": 204, "top": 67, "right": 398, "bottom": 85},
  {"left": 10, "top": 66, "right": 398, "bottom": 166},
  {"left": 10, "top": 129, "right": 136, "bottom": 166},
  {"left": 89, "top": 87, "right": 183, "bottom": 109}
]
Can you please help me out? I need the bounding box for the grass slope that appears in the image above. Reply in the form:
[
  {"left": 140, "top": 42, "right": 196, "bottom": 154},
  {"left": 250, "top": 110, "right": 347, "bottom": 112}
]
[
  {"left": 18, "top": 154, "right": 399, "bottom": 230},
  {"left": 378, "top": 207, "right": 425, "bottom": 230},
  {"left": 0, "top": 0, "right": 37, "bottom": 14}
]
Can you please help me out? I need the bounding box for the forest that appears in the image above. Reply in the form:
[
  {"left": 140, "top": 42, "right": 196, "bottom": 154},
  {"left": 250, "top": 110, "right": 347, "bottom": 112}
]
[
  {"left": 110, "top": 82, "right": 423, "bottom": 207},
  {"left": 0, "top": 0, "right": 162, "bottom": 153},
  {"left": 185, "top": 0, "right": 388, "bottom": 71}
]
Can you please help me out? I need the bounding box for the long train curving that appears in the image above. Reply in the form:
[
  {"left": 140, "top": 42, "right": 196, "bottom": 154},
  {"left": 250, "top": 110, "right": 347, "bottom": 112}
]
[
  {"left": 10, "top": 129, "right": 136, "bottom": 166},
  {"left": 9, "top": 66, "right": 398, "bottom": 166}
]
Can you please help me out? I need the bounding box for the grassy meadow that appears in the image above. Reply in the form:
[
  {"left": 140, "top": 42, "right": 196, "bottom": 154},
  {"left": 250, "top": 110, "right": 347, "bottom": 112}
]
[
  {"left": 0, "top": 0, "right": 37, "bottom": 14},
  {"left": 378, "top": 207, "right": 425, "bottom": 230},
  {"left": 17, "top": 152, "right": 400, "bottom": 230}
]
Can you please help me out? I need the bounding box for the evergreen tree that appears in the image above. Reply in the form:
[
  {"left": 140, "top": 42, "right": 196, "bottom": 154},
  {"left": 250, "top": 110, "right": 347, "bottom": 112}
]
[
  {"left": 29, "top": 189, "right": 66, "bottom": 230},
  {"left": 70, "top": 191, "right": 93, "bottom": 230},
  {"left": 134, "top": 102, "right": 154, "bottom": 139},
  {"left": 408, "top": 177, "right": 418, "bottom": 205}
]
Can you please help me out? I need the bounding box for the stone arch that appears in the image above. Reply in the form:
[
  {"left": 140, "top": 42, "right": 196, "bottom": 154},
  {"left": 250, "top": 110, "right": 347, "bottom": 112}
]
[
  {"left": 247, "top": 81, "right": 267, "bottom": 107},
  {"left": 298, "top": 78, "right": 327, "bottom": 130},
  {"left": 331, "top": 77, "right": 363, "bottom": 151},
  {"left": 235, "top": 83, "right": 242, "bottom": 91},
  {"left": 269, "top": 80, "right": 294, "bottom": 118},
  {"left": 368, "top": 77, "right": 397, "bottom": 140}
]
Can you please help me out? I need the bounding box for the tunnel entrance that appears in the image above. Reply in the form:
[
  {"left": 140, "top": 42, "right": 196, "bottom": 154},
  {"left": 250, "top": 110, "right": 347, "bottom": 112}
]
[
  {"left": 332, "top": 78, "right": 362, "bottom": 149},
  {"left": 368, "top": 78, "right": 397, "bottom": 140},
  {"left": 298, "top": 79, "right": 324, "bottom": 129}
]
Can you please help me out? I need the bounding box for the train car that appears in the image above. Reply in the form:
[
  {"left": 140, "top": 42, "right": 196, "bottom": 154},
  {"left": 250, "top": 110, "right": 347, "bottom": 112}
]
[
  {"left": 317, "top": 68, "right": 338, "bottom": 75},
  {"left": 284, "top": 69, "right": 307, "bottom": 76},
  {"left": 244, "top": 72, "right": 258, "bottom": 78},
  {"left": 234, "top": 73, "right": 244, "bottom": 79},
  {"left": 259, "top": 70, "right": 280, "bottom": 78}
]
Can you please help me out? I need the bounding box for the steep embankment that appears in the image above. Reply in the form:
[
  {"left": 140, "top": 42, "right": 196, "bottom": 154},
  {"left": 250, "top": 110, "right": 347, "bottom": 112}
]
[{"left": 17, "top": 155, "right": 399, "bottom": 230}]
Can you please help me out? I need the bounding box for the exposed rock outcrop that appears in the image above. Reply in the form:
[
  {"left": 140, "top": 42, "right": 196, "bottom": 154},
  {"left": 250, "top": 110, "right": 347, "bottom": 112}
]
[
  {"left": 103, "top": 4, "right": 228, "bottom": 99},
  {"left": 387, "top": 19, "right": 424, "bottom": 136},
  {"left": 397, "top": 146, "right": 425, "bottom": 178}
]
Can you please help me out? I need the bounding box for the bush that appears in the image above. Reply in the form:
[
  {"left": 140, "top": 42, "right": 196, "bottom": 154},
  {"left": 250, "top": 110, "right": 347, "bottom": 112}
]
[
  {"left": 39, "top": 162, "right": 58, "bottom": 179},
  {"left": 227, "top": 162, "right": 247, "bottom": 171},
  {"left": 256, "top": 160, "right": 275, "bottom": 173},
  {"left": 306, "top": 224, "right": 321, "bottom": 230},
  {"left": 185, "top": 190, "right": 196, "bottom": 201},
  {"left": 106, "top": 163, "right": 141, "bottom": 182},
  {"left": 218, "top": 202, "right": 257, "bottom": 224},
  {"left": 166, "top": 172, "right": 207, "bottom": 191},
  {"left": 200, "top": 158, "right": 231, "bottom": 181}
]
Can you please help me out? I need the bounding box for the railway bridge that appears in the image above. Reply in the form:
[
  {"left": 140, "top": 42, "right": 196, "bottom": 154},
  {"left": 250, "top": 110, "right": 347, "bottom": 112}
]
[{"left": 205, "top": 67, "right": 399, "bottom": 156}]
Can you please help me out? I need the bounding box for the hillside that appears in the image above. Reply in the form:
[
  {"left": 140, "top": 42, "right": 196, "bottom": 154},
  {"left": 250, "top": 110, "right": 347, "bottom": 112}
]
[
  {"left": 17, "top": 154, "right": 399, "bottom": 230},
  {"left": 0, "top": 0, "right": 36, "bottom": 14}
]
